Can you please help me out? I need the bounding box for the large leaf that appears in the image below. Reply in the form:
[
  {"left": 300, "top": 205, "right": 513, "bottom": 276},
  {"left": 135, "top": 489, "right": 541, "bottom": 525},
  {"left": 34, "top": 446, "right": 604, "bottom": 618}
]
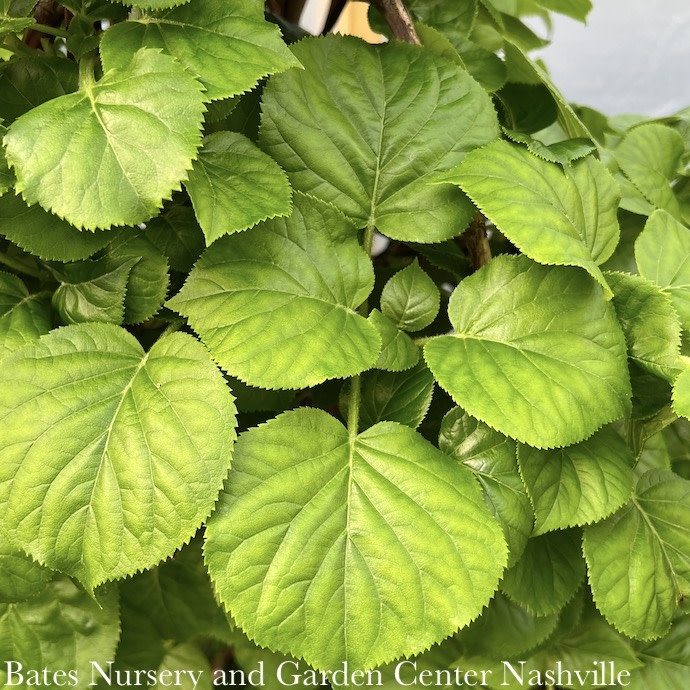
[
  {"left": 205, "top": 408, "right": 508, "bottom": 670},
  {"left": 3, "top": 48, "right": 206, "bottom": 230},
  {"left": 0, "top": 272, "right": 52, "bottom": 361},
  {"left": 424, "top": 255, "right": 631, "bottom": 448},
  {"left": 635, "top": 210, "right": 690, "bottom": 331},
  {"left": 447, "top": 140, "right": 619, "bottom": 296},
  {"left": 100, "top": 0, "right": 299, "bottom": 102},
  {"left": 0, "top": 324, "right": 236, "bottom": 589},
  {"left": 168, "top": 193, "right": 380, "bottom": 390},
  {"left": 439, "top": 407, "right": 533, "bottom": 566},
  {"left": 0, "top": 577, "right": 119, "bottom": 687},
  {"left": 583, "top": 470, "right": 690, "bottom": 639},
  {"left": 259, "top": 35, "right": 499, "bottom": 242},
  {"left": 185, "top": 131, "right": 291, "bottom": 245},
  {"left": 517, "top": 427, "right": 634, "bottom": 535}
]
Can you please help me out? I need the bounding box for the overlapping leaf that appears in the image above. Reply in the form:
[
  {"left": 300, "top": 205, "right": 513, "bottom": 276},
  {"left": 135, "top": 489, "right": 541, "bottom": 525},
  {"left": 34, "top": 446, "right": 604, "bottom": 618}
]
[
  {"left": 447, "top": 140, "right": 620, "bottom": 296},
  {"left": 517, "top": 427, "right": 634, "bottom": 534},
  {"left": 100, "top": 0, "right": 300, "bottom": 101},
  {"left": 0, "top": 324, "right": 237, "bottom": 589},
  {"left": 168, "top": 193, "right": 380, "bottom": 389},
  {"left": 424, "top": 255, "right": 631, "bottom": 448},
  {"left": 259, "top": 35, "right": 499, "bottom": 242},
  {"left": 368, "top": 309, "right": 420, "bottom": 372},
  {"left": 4, "top": 48, "right": 206, "bottom": 230},
  {"left": 185, "top": 132, "right": 292, "bottom": 245},
  {"left": 0, "top": 542, "right": 52, "bottom": 603},
  {"left": 205, "top": 408, "right": 507, "bottom": 670},
  {"left": 584, "top": 470, "right": 690, "bottom": 639}
]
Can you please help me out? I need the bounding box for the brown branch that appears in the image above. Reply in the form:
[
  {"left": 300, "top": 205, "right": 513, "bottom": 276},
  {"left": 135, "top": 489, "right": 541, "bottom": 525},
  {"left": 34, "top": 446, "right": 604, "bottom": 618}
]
[
  {"left": 370, "top": 0, "right": 421, "bottom": 44},
  {"left": 461, "top": 212, "right": 492, "bottom": 271}
]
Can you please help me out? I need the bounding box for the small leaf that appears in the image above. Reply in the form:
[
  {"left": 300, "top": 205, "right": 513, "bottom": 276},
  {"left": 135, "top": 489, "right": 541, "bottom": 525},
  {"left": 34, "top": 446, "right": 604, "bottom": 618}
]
[
  {"left": 447, "top": 140, "right": 619, "bottom": 296},
  {"left": 205, "top": 408, "right": 507, "bottom": 670},
  {"left": 4, "top": 48, "right": 206, "bottom": 230},
  {"left": 0, "top": 542, "right": 52, "bottom": 603},
  {"left": 0, "top": 193, "right": 119, "bottom": 261},
  {"left": 168, "top": 193, "right": 380, "bottom": 390},
  {"left": 368, "top": 309, "right": 420, "bottom": 372},
  {"left": 583, "top": 469, "right": 690, "bottom": 640},
  {"left": 615, "top": 123, "right": 685, "bottom": 220},
  {"left": 143, "top": 205, "right": 205, "bottom": 273},
  {"left": 635, "top": 209, "right": 690, "bottom": 331},
  {"left": 439, "top": 407, "right": 533, "bottom": 566},
  {"left": 185, "top": 132, "right": 292, "bottom": 245},
  {"left": 0, "top": 272, "right": 52, "bottom": 361},
  {"left": 0, "top": 324, "right": 237, "bottom": 589},
  {"left": 100, "top": 0, "right": 300, "bottom": 102},
  {"left": 536, "top": 0, "right": 592, "bottom": 21},
  {"left": 381, "top": 259, "right": 440, "bottom": 332},
  {"left": 517, "top": 426, "right": 634, "bottom": 535},
  {"left": 501, "top": 529, "right": 586, "bottom": 616},
  {"left": 116, "top": 0, "right": 191, "bottom": 8},
  {"left": 0, "top": 577, "right": 119, "bottom": 686},
  {"left": 259, "top": 35, "right": 499, "bottom": 242},
  {"left": 503, "top": 129, "right": 596, "bottom": 166},
  {"left": 424, "top": 255, "right": 631, "bottom": 448},
  {"left": 607, "top": 271, "right": 684, "bottom": 382}
]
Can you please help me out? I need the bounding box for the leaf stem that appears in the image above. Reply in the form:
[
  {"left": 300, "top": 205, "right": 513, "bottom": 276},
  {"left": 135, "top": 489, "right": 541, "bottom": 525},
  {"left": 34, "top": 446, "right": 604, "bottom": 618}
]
[
  {"left": 347, "top": 374, "right": 362, "bottom": 441},
  {"left": 31, "top": 22, "right": 69, "bottom": 38},
  {"left": 78, "top": 51, "right": 98, "bottom": 90}
]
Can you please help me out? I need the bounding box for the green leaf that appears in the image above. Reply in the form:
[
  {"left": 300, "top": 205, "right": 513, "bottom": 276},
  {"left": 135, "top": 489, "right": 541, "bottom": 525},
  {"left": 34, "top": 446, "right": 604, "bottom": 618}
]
[
  {"left": 447, "top": 141, "right": 619, "bottom": 297},
  {"left": 536, "top": 0, "right": 592, "bottom": 21},
  {"left": 583, "top": 470, "right": 690, "bottom": 640},
  {"left": 0, "top": 193, "right": 120, "bottom": 261},
  {"left": 168, "top": 193, "right": 380, "bottom": 390},
  {"left": 672, "top": 368, "right": 690, "bottom": 422},
  {"left": 3, "top": 48, "right": 206, "bottom": 230},
  {"left": 439, "top": 407, "right": 533, "bottom": 566},
  {"left": 635, "top": 210, "right": 690, "bottom": 331},
  {"left": 0, "top": 16, "right": 33, "bottom": 34},
  {"left": 103, "top": 234, "right": 170, "bottom": 324},
  {"left": 50, "top": 257, "right": 135, "bottom": 325},
  {"left": 185, "top": 131, "right": 292, "bottom": 245},
  {"left": 340, "top": 362, "right": 435, "bottom": 431},
  {"left": 501, "top": 529, "right": 586, "bottom": 616},
  {"left": 0, "top": 577, "right": 119, "bottom": 687},
  {"left": 381, "top": 259, "right": 440, "bottom": 332},
  {"left": 0, "top": 272, "right": 52, "bottom": 361},
  {"left": 503, "top": 129, "right": 596, "bottom": 166},
  {"left": 368, "top": 309, "right": 420, "bottom": 372},
  {"left": 607, "top": 271, "right": 684, "bottom": 382},
  {"left": 0, "top": 542, "right": 52, "bottom": 604},
  {"left": 517, "top": 427, "right": 634, "bottom": 535},
  {"left": 205, "top": 408, "right": 508, "bottom": 670},
  {"left": 118, "top": 0, "right": 191, "bottom": 8},
  {"left": 259, "top": 35, "right": 499, "bottom": 242},
  {"left": 424, "top": 255, "right": 631, "bottom": 449},
  {"left": 100, "top": 0, "right": 300, "bottom": 102},
  {"left": 0, "top": 324, "right": 237, "bottom": 589},
  {"left": 143, "top": 205, "right": 205, "bottom": 273},
  {"left": 0, "top": 56, "right": 79, "bottom": 124},
  {"left": 615, "top": 123, "right": 685, "bottom": 220}
]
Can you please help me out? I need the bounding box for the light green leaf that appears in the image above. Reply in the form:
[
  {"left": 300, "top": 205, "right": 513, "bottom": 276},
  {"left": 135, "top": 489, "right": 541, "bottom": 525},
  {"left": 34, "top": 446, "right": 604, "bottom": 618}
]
[
  {"left": 0, "top": 542, "right": 52, "bottom": 604},
  {"left": 205, "top": 408, "right": 507, "bottom": 670},
  {"left": 368, "top": 309, "right": 420, "bottom": 372},
  {"left": 0, "top": 324, "right": 236, "bottom": 589},
  {"left": 447, "top": 140, "right": 619, "bottom": 296},
  {"left": 628, "top": 617, "right": 690, "bottom": 690},
  {"left": 607, "top": 271, "right": 684, "bottom": 382},
  {"left": 615, "top": 123, "right": 685, "bottom": 220},
  {"left": 50, "top": 257, "right": 135, "bottom": 325},
  {"left": 168, "top": 193, "right": 380, "bottom": 390},
  {"left": 536, "top": 0, "right": 592, "bottom": 21},
  {"left": 424, "top": 255, "right": 631, "bottom": 449},
  {"left": 517, "top": 427, "right": 634, "bottom": 535},
  {"left": 0, "top": 131, "right": 10, "bottom": 196},
  {"left": 583, "top": 470, "right": 690, "bottom": 639},
  {"left": 143, "top": 205, "right": 205, "bottom": 273},
  {"left": 117, "top": 0, "right": 191, "bottom": 8},
  {"left": 439, "top": 407, "right": 532, "bottom": 566},
  {"left": 672, "top": 368, "right": 690, "bottom": 422},
  {"left": 340, "top": 362, "right": 435, "bottom": 431},
  {"left": 100, "top": 0, "right": 300, "bottom": 102},
  {"left": 0, "top": 16, "right": 33, "bottom": 34},
  {"left": 259, "top": 35, "right": 499, "bottom": 243},
  {"left": 0, "top": 193, "right": 119, "bottom": 261},
  {"left": 503, "top": 129, "right": 596, "bottom": 166},
  {"left": 0, "top": 272, "right": 52, "bottom": 361},
  {"left": 635, "top": 210, "right": 690, "bottom": 331},
  {"left": 501, "top": 529, "right": 586, "bottom": 616},
  {"left": 0, "top": 577, "right": 119, "bottom": 687},
  {"left": 3, "top": 48, "right": 206, "bottom": 230},
  {"left": 104, "top": 234, "right": 170, "bottom": 324},
  {"left": 381, "top": 259, "right": 440, "bottom": 332},
  {"left": 185, "top": 131, "right": 292, "bottom": 245}
]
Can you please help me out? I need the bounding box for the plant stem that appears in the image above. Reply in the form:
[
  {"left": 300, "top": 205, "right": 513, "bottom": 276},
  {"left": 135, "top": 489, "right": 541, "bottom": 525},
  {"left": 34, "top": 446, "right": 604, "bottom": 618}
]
[
  {"left": 461, "top": 212, "right": 492, "bottom": 270},
  {"left": 31, "top": 22, "right": 68, "bottom": 38},
  {"left": 370, "top": 0, "right": 421, "bottom": 44},
  {"left": 79, "top": 52, "right": 98, "bottom": 90}
]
